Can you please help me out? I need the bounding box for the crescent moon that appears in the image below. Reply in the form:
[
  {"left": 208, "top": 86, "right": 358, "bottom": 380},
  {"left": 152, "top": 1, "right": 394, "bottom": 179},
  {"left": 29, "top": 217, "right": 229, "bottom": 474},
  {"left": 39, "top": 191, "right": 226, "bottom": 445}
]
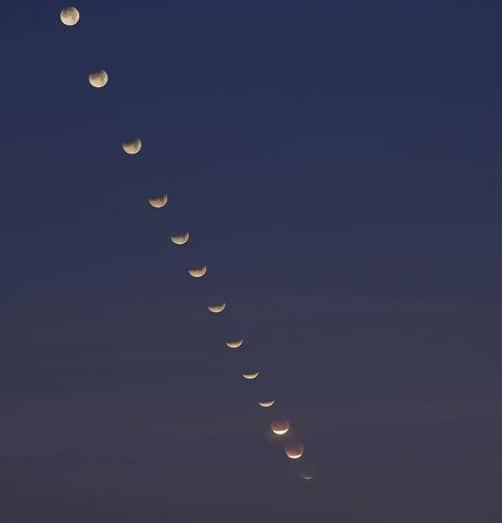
[
  {"left": 285, "top": 443, "right": 304, "bottom": 460},
  {"left": 242, "top": 372, "right": 259, "bottom": 380},
  {"left": 60, "top": 6, "right": 80, "bottom": 26},
  {"left": 270, "top": 421, "right": 290, "bottom": 436},
  {"left": 258, "top": 400, "right": 275, "bottom": 408},
  {"left": 122, "top": 138, "right": 142, "bottom": 155},
  {"left": 225, "top": 339, "right": 243, "bottom": 349},
  {"left": 187, "top": 266, "right": 207, "bottom": 278},
  {"left": 301, "top": 474, "right": 313, "bottom": 481},
  {"left": 148, "top": 195, "right": 168, "bottom": 208},
  {"left": 88, "top": 70, "right": 108, "bottom": 88},
  {"left": 171, "top": 232, "right": 190, "bottom": 246},
  {"left": 208, "top": 303, "right": 226, "bottom": 314}
]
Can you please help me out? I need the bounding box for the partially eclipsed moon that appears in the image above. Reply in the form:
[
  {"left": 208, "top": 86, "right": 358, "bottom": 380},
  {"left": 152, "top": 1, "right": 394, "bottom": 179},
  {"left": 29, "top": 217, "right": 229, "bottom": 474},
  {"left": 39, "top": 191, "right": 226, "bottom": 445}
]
[
  {"left": 242, "top": 372, "right": 259, "bottom": 380},
  {"left": 258, "top": 400, "right": 275, "bottom": 408},
  {"left": 271, "top": 420, "right": 290, "bottom": 436},
  {"left": 225, "top": 339, "right": 243, "bottom": 349},
  {"left": 88, "top": 70, "right": 108, "bottom": 88},
  {"left": 148, "top": 195, "right": 168, "bottom": 208},
  {"left": 122, "top": 138, "right": 142, "bottom": 155},
  {"left": 285, "top": 443, "right": 304, "bottom": 460},
  {"left": 208, "top": 303, "right": 226, "bottom": 314},
  {"left": 60, "top": 6, "right": 80, "bottom": 26},
  {"left": 188, "top": 266, "right": 207, "bottom": 278},
  {"left": 171, "top": 233, "right": 190, "bottom": 246}
]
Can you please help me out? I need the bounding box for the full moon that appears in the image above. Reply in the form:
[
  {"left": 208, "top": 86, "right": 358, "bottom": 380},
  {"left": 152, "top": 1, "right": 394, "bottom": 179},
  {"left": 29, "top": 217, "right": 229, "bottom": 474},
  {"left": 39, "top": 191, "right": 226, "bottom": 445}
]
[
  {"left": 122, "top": 138, "right": 142, "bottom": 155},
  {"left": 88, "top": 70, "right": 108, "bottom": 88},
  {"left": 59, "top": 6, "right": 80, "bottom": 26},
  {"left": 148, "top": 195, "right": 168, "bottom": 208}
]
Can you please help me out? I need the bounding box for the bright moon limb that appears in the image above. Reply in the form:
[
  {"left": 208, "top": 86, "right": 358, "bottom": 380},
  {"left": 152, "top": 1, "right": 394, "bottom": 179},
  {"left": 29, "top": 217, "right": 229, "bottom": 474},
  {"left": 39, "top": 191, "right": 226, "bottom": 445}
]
[
  {"left": 122, "top": 138, "right": 142, "bottom": 155},
  {"left": 225, "top": 339, "right": 243, "bottom": 349},
  {"left": 148, "top": 195, "right": 168, "bottom": 208},
  {"left": 171, "top": 232, "right": 190, "bottom": 246},
  {"left": 242, "top": 371, "right": 259, "bottom": 380},
  {"left": 208, "top": 303, "right": 226, "bottom": 314},
  {"left": 271, "top": 420, "right": 290, "bottom": 436},
  {"left": 285, "top": 443, "right": 304, "bottom": 460},
  {"left": 187, "top": 266, "right": 207, "bottom": 278}
]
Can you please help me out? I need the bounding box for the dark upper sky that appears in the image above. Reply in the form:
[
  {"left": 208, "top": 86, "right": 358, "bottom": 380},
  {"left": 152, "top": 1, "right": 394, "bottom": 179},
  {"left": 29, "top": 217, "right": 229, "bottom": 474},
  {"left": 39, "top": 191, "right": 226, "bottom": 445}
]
[{"left": 1, "top": 1, "right": 502, "bottom": 521}]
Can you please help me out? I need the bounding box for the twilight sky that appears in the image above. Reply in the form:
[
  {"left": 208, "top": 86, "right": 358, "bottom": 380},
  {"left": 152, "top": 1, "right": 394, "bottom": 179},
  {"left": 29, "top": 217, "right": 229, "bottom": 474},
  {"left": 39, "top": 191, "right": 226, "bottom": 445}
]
[{"left": 1, "top": 1, "right": 502, "bottom": 521}]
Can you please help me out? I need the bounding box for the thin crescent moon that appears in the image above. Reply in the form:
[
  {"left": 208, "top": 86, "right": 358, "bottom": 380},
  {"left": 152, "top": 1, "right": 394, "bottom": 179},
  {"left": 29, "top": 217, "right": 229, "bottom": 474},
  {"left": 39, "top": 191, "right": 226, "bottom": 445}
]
[
  {"left": 242, "top": 372, "right": 259, "bottom": 380},
  {"left": 60, "top": 6, "right": 80, "bottom": 26},
  {"left": 258, "top": 400, "right": 275, "bottom": 408},
  {"left": 148, "top": 195, "right": 168, "bottom": 208},
  {"left": 122, "top": 138, "right": 142, "bottom": 155},
  {"left": 225, "top": 339, "right": 243, "bottom": 349},
  {"left": 301, "top": 474, "right": 313, "bottom": 481},
  {"left": 171, "top": 232, "right": 190, "bottom": 246},
  {"left": 208, "top": 303, "right": 226, "bottom": 314},
  {"left": 285, "top": 444, "right": 304, "bottom": 460},
  {"left": 187, "top": 266, "right": 207, "bottom": 278},
  {"left": 88, "top": 70, "right": 108, "bottom": 88}
]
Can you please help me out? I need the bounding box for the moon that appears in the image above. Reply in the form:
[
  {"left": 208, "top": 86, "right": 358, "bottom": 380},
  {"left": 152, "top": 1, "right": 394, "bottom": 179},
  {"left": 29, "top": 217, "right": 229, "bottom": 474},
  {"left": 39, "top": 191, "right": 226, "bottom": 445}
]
[
  {"left": 242, "top": 372, "right": 259, "bottom": 380},
  {"left": 148, "top": 195, "right": 168, "bottom": 208},
  {"left": 301, "top": 473, "right": 313, "bottom": 481},
  {"left": 285, "top": 443, "right": 304, "bottom": 460},
  {"left": 88, "top": 70, "right": 108, "bottom": 88},
  {"left": 270, "top": 420, "right": 290, "bottom": 436},
  {"left": 225, "top": 339, "right": 243, "bottom": 349},
  {"left": 122, "top": 138, "right": 142, "bottom": 155},
  {"left": 171, "top": 233, "right": 190, "bottom": 246},
  {"left": 60, "top": 6, "right": 80, "bottom": 26},
  {"left": 187, "top": 266, "right": 207, "bottom": 278},
  {"left": 258, "top": 400, "right": 275, "bottom": 408},
  {"left": 208, "top": 303, "right": 226, "bottom": 314}
]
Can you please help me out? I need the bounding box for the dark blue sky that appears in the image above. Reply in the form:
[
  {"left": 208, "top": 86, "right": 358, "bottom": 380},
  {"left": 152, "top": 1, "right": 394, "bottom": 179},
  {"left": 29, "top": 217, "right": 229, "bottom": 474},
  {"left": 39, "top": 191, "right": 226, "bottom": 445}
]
[{"left": 1, "top": 1, "right": 502, "bottom": 521}]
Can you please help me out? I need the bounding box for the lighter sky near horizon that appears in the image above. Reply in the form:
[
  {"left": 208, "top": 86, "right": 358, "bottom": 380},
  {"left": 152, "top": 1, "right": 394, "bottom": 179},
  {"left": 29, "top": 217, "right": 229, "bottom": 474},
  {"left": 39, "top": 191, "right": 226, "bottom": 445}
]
[{"left": 1, "top": 2, "right": 502, "bottom": 522}]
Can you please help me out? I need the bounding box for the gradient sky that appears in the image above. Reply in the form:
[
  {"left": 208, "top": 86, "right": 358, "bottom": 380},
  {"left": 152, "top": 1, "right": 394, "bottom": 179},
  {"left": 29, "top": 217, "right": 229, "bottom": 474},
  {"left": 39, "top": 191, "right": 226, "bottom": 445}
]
[{"left": 1, "top": 1, "right": 502, "bottom": 521}]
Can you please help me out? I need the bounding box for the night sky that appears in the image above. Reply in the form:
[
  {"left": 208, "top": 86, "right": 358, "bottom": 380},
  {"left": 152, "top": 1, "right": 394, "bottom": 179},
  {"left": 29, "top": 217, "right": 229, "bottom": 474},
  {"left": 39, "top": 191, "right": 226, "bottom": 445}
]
[{"left": 1, "top": 1, "right": 502, "bottom": 521}]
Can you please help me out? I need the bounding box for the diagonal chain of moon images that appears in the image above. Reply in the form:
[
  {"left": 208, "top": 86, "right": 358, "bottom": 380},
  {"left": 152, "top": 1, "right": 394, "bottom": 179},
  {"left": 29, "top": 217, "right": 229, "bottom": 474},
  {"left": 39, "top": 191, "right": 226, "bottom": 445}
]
[{"left": 59, "top": 4, "right": 313, "bottom": 482}]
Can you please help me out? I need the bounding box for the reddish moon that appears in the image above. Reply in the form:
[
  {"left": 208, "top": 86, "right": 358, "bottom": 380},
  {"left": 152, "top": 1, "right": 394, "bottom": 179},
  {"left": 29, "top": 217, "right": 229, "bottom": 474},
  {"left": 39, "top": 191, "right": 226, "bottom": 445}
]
[
  {"left": 285, "top": 442, "right": 304, "bottom": 460},
  {"left": 270, "top": 420, "right": 290, "bottom": 436}
]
